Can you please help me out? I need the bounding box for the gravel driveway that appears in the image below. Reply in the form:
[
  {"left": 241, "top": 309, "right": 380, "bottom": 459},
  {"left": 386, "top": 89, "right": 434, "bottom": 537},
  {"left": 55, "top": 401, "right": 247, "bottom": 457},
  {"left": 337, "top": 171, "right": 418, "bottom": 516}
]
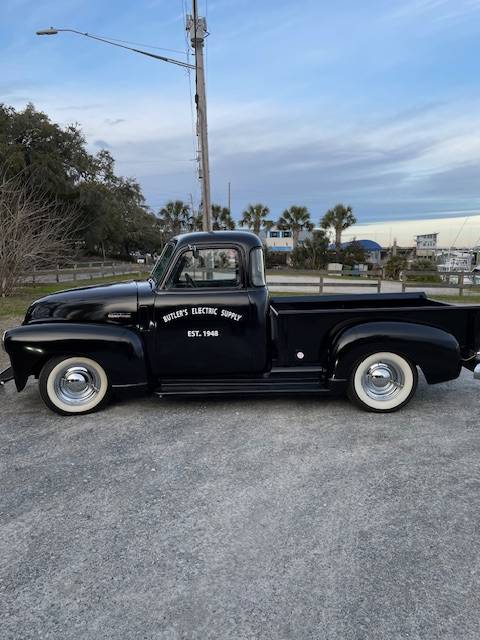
[{"left": 1, "top": 369, "right": 479, "bottom": 639}]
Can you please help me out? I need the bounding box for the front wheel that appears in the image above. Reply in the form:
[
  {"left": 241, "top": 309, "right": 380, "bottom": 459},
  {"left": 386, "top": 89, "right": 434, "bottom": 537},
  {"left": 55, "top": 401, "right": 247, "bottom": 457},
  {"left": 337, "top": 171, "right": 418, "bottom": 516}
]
[
  {"left": 39, "top": 356, "right": 111, "bottom": 416},
  {"left": 347, "top": 351, "right": 418, "bottom": 413}
]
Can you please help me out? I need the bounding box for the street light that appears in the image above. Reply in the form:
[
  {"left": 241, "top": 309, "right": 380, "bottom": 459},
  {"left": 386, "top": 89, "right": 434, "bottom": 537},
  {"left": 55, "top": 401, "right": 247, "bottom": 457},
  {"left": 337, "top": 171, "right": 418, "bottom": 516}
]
[
  {"left": 36, "top": 27, "right": 195, "bottom": 69},
  {"left": 36, "top": 25, "right": 212, "bottom": 231}
]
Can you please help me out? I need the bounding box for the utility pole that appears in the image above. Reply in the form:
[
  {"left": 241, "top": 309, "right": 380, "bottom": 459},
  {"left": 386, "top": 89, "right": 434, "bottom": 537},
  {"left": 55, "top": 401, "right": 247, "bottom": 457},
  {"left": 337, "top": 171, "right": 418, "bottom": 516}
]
[
  {"left": 37, "top": 16, "right": 212, "bottom": 231},
  {"left": 187, "top": 2, "right": 212, "bottom": 232},
  {"left": 228, "top": 181, "right": 231, "bottom": 213},
  {"left": 189, "top": 192, "right": 197, "bottom": 229}
]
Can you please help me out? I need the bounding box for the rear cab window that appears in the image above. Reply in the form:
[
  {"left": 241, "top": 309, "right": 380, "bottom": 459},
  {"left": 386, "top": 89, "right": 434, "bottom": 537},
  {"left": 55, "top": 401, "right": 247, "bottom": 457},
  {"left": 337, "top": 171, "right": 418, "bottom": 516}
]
[{"left": 250, "top": 247, "right": 266, "bottom": 287}]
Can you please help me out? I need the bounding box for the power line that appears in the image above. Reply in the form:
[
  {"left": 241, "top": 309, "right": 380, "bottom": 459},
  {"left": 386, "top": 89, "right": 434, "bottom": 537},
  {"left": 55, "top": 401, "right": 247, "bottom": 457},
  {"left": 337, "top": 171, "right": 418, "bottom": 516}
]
[
  {"left": 446, "top": 215, "right": 470, "bottom": 261},
  {"left": 83, "top": 33, "right": 187, "bottom": 55}
]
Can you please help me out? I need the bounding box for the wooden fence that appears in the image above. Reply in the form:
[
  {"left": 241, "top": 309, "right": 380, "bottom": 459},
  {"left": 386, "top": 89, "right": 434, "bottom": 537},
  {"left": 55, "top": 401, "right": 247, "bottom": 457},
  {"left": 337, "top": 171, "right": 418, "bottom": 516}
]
[
  {"left": 18, "top": 264, "right": 480, "bottom": 297},
  {"left": 401, "top": 271, "right": 480, "bottom": 296},
  {"left": 21, "top": 262, "right": 150, "bottom": 285},
  {"left": 268, "top": 269, "right": 383, "bottom": 293}
]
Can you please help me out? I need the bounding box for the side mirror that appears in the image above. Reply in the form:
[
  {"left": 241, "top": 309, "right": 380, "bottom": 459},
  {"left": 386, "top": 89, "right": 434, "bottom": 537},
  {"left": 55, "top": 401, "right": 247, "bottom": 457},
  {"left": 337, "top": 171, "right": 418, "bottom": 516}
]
[{"left": 188, "top": 244, "right": 199, "bottom": 259}]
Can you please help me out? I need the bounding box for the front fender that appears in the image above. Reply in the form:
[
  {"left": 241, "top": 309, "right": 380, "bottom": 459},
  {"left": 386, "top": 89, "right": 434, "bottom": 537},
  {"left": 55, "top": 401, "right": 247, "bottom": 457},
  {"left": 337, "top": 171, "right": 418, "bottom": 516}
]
[
  {"left": 3, "top": 323, "right": 149, "bottom": 391},
  {"left": 330, "top": 321, "right": 461, "bottom": 386}
]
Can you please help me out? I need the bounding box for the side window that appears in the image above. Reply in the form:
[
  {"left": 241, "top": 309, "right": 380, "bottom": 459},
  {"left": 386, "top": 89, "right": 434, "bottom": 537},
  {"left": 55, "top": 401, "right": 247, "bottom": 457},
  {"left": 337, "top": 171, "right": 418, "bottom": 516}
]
[{"left": 167, "top": 247, "right": 242, "bottom": 289}]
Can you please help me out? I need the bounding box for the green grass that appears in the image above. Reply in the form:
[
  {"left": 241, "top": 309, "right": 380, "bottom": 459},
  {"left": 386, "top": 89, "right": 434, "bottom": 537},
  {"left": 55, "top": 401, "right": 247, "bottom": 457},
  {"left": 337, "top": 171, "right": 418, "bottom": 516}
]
[
  {"left": 430, "top": 294, "right": 480, "bottom": 304},
  {"left": 0, "top": 273, "right": 148, "bottom": 318}
]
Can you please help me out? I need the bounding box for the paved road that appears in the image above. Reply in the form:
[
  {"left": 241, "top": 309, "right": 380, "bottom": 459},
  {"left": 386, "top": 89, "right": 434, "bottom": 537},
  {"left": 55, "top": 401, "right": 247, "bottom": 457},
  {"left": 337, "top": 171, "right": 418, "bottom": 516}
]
[{"left": 1, "top": 371, "right": 479, "bottom": 639}]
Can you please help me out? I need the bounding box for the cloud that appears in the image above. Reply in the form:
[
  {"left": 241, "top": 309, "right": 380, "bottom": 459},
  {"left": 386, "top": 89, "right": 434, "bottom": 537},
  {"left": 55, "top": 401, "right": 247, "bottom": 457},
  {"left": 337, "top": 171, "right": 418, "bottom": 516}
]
[
  {"left": 390, "top": 0, "right": 480, "bottom": 18},
  {"left": 10, "top": 83, "right": 480, "bottom": 221},
  {"left": 56, "top": 104, "right": 104, "bottom": 112},
  {"left": 93, "top": 139, "right": 111, "bottom": 149}
]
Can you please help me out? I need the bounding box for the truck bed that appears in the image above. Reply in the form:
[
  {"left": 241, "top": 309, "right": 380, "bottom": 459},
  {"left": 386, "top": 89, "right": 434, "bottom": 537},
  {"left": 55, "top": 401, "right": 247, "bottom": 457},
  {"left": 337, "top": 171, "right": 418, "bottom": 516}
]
[
  {"left": 270, "top": 292, "right": 445, "bottom": 310},
  {"left": 270, "top": 292, "right": 480, "bottom": 368}
]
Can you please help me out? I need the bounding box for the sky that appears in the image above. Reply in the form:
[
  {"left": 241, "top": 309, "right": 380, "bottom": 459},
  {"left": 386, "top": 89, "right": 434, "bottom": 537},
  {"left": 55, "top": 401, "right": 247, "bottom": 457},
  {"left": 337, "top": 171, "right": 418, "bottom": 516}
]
[{"left": 2, "top": 0, "right": 480, "bottom": 230}]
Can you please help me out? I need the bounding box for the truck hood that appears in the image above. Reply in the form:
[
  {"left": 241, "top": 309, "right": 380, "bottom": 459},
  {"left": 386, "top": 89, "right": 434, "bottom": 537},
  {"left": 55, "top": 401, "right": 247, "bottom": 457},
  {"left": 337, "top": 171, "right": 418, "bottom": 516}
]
[{"left": 24, "top": 280, "right": 152, "bottom": 326}]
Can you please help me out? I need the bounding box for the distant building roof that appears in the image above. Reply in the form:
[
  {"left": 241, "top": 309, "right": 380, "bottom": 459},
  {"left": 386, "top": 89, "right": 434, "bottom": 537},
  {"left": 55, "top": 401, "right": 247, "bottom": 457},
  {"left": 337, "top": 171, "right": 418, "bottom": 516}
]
[{"left": 329, "top": 239, "right": 383, "bottom": 251}]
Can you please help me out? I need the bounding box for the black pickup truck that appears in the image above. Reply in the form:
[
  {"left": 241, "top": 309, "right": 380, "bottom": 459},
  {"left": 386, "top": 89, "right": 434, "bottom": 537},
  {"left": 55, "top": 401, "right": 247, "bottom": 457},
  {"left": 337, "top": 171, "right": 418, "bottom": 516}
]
[{"left": 2, "top": 230, "right": 480, "bottom": 415}]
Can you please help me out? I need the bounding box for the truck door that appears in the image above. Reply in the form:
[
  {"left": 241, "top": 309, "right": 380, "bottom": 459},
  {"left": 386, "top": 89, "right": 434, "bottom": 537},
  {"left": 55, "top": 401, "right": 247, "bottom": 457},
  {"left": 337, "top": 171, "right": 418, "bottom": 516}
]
[{"left": 153, "top": 244, "right": 265, "bottom": 376}]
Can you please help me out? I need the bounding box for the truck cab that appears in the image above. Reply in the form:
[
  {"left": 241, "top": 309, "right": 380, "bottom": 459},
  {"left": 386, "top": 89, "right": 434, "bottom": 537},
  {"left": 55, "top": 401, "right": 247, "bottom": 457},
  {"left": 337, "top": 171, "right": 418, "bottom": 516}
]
[
  {"left": 148, "top": 231, "right": 269, "bottom": 376},
  {"left": 2, "top": 230, "right": 480, "bottom": 416}
]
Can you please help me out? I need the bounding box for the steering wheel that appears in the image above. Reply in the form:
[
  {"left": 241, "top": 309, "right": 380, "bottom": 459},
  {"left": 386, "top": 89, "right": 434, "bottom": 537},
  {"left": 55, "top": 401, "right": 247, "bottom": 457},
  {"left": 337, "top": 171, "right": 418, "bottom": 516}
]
[{"left": 185, "top": 273, "right": 197, "bottom": 288}]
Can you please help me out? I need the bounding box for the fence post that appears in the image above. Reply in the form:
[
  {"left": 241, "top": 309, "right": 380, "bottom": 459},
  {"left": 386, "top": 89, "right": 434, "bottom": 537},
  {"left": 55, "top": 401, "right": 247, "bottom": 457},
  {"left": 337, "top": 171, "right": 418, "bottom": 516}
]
[
  {"left": 377, "top": 276, "right": 381, "bottom": 293},
  {"left": 319, "top": 274, "right": 324, "bottom": 294},
  {"left": 32, "top": 266, "right": 36, "bottom": 286},
  {"left": 401, "top": 271, "right": 406, "bottom": 293},
  {"left": 73, "top": 264, "right": 77, "bottom": 282},
  {"left": 112, "top": 263, "right": 116, "bottom": 276},
  {"left": 56, "top": 265, "right": 60, "bottom": 283},
  {"left": 459, "top": 272, "right": 465, "bottom": 297}
]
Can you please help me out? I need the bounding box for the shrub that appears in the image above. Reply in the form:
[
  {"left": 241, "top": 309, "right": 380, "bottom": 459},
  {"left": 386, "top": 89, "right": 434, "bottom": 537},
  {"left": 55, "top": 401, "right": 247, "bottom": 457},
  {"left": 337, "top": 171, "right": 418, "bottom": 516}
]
[{"left": 385, "top": 256, "right": 407, "bottom": 280}]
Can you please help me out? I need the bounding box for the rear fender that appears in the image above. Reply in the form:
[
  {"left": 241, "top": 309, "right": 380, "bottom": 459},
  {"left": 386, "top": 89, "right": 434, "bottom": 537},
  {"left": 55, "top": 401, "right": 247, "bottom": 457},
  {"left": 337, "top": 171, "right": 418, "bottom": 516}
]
[
  {"left": 329, "top": 321, "right": 461, "bottom": 386},
  {"left": 3, "top": 323, "right": 148, "bottom": 391}
]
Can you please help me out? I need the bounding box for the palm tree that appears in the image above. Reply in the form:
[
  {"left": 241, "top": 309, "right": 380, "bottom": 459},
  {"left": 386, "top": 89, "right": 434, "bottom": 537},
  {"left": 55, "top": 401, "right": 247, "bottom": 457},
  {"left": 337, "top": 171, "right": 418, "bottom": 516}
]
[
  {"left": 186, "top": 210, "right": 204, "bottom": 232},
  {"left": 320, "top": 203, "right": 357, "bottom": 249},
  {"left": 239, "top": 203, "right": 272, "bottom": 236},
  {"left": 212, "top": 204, "right": 235, "bottom": 230},
  {"left": 158, "top": 200, "right": 190, "bottom": 237},
  {"left": 277, "top": 205, "right": 314, "bottom": 248}
]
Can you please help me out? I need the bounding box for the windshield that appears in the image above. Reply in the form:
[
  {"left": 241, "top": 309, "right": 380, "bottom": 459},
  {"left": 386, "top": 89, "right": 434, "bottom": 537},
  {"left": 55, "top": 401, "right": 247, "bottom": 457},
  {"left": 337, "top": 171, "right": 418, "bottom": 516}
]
[{"left": 150, "top": 242, "right": 176, "bottom": 285}]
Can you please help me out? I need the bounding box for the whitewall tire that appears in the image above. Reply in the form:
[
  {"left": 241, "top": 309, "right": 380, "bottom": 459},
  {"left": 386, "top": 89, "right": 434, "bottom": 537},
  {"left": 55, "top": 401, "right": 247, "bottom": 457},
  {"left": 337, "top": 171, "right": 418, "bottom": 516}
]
[
  {"left": 39, "top": 356, "right": 110, "bottom": 416},
  {"left": 347, "top": 351, "right": 418, "bottom": 413}
]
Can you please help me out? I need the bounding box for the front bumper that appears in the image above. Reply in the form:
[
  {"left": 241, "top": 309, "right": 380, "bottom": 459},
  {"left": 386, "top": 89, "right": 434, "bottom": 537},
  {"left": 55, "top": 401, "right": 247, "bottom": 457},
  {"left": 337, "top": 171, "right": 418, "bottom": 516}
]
[{"left": 0, "top": 366, "right": 14, "bottom": 387}]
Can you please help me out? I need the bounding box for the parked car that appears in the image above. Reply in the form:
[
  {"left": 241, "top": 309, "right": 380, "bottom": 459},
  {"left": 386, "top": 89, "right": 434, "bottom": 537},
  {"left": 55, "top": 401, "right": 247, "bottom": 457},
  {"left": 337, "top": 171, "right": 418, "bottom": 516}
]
[{"left": 2, "top": 231, "right": 480, "bottom": 415}]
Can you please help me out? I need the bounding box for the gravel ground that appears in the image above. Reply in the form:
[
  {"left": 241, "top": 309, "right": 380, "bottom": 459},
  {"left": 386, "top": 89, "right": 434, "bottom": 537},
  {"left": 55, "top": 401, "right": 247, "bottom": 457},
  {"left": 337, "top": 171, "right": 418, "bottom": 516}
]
[{"left": 1, "top": 369, "right": 479, "bottom": 639}]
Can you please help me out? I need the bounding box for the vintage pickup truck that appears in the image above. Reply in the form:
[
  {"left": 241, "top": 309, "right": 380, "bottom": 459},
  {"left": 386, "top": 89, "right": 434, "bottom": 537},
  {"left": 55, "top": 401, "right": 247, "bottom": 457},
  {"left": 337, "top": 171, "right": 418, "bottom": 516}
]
[{"left": 2, "top": 230, "right": 480, "bottom": 415}]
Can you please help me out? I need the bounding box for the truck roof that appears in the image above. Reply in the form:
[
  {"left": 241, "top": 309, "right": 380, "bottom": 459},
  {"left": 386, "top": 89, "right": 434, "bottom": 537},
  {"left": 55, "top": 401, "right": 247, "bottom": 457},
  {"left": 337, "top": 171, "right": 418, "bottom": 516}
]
[{"left": 173, "top": 230, "right": 263, "bottom": 250}]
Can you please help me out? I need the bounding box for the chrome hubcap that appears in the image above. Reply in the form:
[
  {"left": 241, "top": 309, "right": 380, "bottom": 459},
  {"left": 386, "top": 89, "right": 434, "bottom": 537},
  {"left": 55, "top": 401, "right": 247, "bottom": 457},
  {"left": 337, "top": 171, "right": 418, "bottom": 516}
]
[
  {"left": 362, "top": 361, "right": 404, "bottom": 401},
  {"left": 54, "top": 365, "right": 100, "bottom": 406}
]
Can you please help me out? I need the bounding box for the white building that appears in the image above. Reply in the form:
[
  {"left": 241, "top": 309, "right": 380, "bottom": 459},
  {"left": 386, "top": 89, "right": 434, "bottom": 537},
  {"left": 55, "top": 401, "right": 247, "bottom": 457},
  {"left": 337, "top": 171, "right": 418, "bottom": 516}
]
[
  {"left": 415, "top": 233, "right": 438, "bottom": 259},
  {"left": 264, "top": 226, "right": 294, "bottom": 253},
  {"left": 344, "top": 213, "right": 480, "bottom": 248}
]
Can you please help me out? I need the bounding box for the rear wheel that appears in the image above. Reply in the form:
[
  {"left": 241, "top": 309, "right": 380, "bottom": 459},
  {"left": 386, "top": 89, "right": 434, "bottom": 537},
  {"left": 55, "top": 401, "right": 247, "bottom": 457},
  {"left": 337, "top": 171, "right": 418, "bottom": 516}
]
[
  {"left": 39, "top": 356, "right": 110, "bottom": 416},
  {"left": 347, "top": 351, "right": 418, "bottom": 412}
]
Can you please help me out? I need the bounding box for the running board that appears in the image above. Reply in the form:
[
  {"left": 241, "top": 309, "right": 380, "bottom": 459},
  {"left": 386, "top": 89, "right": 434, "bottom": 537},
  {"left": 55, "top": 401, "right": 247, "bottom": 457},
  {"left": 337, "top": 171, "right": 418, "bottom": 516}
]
[{"left": 156, "top": 367, "right": 329, "bottom": 397}]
